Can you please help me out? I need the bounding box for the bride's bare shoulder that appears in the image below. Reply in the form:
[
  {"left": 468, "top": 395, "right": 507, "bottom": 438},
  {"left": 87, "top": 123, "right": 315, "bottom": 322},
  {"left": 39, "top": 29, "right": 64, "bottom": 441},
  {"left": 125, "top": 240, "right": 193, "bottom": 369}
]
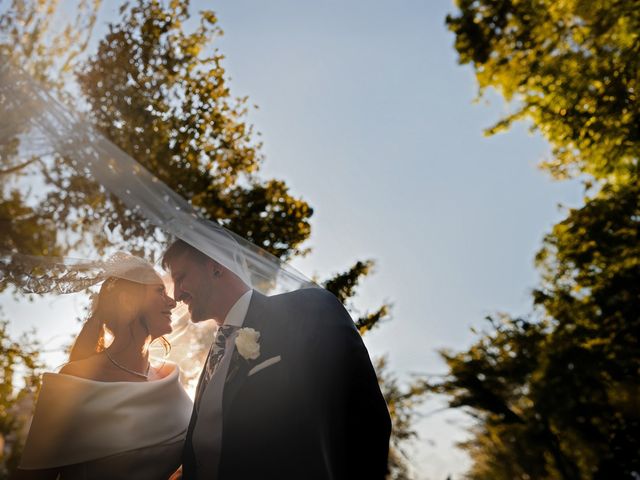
[
  {"left": 58, "top": 354, "right": 107, "bottom": 380},
  {"left": 152, "top": 361, "right": 178, "bottom": 380}
]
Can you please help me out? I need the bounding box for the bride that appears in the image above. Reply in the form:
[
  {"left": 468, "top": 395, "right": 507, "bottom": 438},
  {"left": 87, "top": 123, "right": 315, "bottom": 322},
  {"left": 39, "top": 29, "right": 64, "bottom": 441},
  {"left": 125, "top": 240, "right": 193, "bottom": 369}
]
[{"left": 14, "top": 255, "right": 193, "bottom": 480}]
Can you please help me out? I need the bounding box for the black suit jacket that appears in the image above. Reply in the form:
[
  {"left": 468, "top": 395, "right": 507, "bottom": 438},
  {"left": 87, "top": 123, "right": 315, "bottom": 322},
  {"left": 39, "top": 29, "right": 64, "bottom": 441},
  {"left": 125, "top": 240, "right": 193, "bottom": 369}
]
[{"left": 183, "top": 288, "right": 391, "bottom": 479}]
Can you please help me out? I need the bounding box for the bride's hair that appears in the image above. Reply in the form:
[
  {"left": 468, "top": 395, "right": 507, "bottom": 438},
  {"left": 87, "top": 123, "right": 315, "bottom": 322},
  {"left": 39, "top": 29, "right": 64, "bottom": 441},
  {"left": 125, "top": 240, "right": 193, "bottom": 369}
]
[{"left": 69, "top": 277, "right": 169, "bottom": 362}]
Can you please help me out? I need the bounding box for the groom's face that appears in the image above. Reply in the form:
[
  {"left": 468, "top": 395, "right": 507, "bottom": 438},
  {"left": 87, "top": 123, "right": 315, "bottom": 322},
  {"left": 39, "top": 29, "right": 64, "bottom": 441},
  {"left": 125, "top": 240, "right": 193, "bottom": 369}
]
[{"left": 167, "top": 252, "right": 215, "bottom": 323}]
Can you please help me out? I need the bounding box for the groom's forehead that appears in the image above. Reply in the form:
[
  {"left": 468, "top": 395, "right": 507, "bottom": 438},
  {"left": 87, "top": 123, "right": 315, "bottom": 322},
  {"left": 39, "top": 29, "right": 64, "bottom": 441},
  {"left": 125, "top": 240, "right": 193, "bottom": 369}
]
[{"left": 169, "top": 251, "right": 203, "bottom": 273}]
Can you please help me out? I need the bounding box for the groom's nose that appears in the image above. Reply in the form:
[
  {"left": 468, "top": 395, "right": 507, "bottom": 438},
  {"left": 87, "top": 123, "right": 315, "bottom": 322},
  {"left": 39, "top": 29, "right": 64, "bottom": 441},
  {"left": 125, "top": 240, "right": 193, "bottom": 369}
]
[
  {"left": 167, "top": 295, "right": 177, "bottom": 308},
  {"left": 174, "top": 288, "right": 187, "bottom": 303},
  {"left": 172, "top": 281, "right": 186, "bottom": 302}
]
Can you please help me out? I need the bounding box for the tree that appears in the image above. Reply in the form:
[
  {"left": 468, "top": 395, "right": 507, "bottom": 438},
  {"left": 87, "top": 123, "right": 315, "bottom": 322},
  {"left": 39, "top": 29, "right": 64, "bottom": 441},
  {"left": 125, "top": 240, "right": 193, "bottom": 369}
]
[
  {"left": 1, "top": 0, "right": 312, "bottom": 265},
  {"left": 434, "top": 1, "right": 640, "bottom": 478},
  {"left": 447, "top": 0, "right": 639, "bottom": 182},
  {"left": 0, "top": 318, "right": 43, "bottom": 478},
  {"left": 0, "top": 0, "right": 101, "bottom": 262},
  {"left": 431, "top": 184, "right": 639, "bottom": 478},
  {"left": 531, "top": 181, "right": 640, "bottom": 478},
  {"left": 376, "top": 356, "right": 428, "bottom": 480}
]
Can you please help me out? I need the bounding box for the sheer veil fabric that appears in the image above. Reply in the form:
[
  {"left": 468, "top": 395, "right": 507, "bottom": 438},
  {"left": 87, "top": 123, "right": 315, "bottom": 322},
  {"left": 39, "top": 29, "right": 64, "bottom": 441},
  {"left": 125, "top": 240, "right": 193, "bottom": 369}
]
[
  {"left": 0, "top": 54, "right": 317, "bottom": 295},
  {"left": 0, "top": 53, "right": 318, "bottom": 474},
  {"left": 0, "top": 51, "right": 321, "bottom": 411}
]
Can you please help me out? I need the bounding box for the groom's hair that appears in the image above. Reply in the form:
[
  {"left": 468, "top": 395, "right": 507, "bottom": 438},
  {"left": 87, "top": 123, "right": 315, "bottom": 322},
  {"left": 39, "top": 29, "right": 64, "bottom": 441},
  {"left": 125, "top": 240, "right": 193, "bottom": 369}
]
[{"left": 162, "top": 239, "right": 210, "bottom": 270}]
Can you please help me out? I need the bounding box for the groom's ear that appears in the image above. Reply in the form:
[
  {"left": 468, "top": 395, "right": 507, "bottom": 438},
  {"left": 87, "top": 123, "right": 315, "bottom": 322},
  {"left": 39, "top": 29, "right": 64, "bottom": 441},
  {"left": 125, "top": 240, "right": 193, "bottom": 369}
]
[{"left": 204, "top": 258, "right": 224, "bottom": 278}]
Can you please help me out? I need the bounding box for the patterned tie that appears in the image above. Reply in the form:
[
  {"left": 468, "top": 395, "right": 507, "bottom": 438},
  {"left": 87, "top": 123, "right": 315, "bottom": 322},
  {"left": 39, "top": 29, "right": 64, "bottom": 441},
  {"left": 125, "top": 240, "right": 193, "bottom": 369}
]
[{"left": 203, "top": 324, "right": 237, "bottom": 386}]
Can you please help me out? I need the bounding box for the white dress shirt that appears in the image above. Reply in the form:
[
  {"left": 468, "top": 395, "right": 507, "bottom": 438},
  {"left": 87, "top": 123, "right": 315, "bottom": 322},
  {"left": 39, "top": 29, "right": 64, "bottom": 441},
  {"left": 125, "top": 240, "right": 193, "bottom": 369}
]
[
  {"left": 193, "top": 289, "right": 253, "bottom": 478},
  {"left": 222, "top": 288, "right": 252, "bottom": 329}
]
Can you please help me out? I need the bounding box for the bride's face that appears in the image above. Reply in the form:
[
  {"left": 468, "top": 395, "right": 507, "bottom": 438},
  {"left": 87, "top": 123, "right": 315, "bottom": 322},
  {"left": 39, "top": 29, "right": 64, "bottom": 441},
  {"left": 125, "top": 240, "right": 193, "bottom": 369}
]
[{"left": 138, "top": 282, "right": 177, "bottom": 338}]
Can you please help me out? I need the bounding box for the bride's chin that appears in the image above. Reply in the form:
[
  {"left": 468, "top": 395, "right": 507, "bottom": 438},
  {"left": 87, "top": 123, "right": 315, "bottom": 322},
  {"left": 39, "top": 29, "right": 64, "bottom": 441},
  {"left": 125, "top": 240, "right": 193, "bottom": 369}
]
[{"left": 149, "top": 324, "right": 172, "bottom": 338}]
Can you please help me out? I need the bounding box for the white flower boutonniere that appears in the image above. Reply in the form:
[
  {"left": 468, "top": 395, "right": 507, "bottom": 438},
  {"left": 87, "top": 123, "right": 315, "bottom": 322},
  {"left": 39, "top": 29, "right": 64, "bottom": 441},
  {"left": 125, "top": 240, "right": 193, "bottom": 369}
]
[{"left": 235, "top": 327, "right": 261, "bottom": 360}]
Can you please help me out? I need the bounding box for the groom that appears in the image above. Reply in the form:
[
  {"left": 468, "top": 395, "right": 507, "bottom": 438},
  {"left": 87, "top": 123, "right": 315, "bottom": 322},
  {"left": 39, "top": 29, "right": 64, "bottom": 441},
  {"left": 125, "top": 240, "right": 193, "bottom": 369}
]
[{"left": 162, "top": 240, "right": 391, "bottom": 479}]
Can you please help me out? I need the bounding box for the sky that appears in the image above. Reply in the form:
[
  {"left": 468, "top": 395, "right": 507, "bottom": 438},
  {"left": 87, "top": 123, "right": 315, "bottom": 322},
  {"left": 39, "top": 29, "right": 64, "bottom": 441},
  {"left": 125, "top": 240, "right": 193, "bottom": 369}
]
[{"left": 2, "top": 1, "right": 585, "bottom": 478}]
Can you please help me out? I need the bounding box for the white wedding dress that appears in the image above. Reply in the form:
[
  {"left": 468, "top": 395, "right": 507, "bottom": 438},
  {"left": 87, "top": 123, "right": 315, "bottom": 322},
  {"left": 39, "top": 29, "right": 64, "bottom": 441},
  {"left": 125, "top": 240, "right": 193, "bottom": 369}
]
[{"left": 19, "top": 363, "right": 192, "bottom": 479}]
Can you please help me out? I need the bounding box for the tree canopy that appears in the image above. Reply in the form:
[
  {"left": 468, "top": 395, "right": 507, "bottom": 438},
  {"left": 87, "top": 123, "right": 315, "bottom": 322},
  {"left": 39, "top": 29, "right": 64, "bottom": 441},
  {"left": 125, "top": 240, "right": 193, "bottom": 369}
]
[
  {"left": 433, "top": 182, "right": 639, "bottom": 477},
  {"left": 447, "top": 0, "right": 639, "bottom": 181},
  {"left": 1, "top": 0, "right": 312, "bottom": 265},
  {"left": 437, "top": 1, "right": 639, "bottom": 478},
  {"left": 0, "top": 319, "right": 43, "bottom": 477}
]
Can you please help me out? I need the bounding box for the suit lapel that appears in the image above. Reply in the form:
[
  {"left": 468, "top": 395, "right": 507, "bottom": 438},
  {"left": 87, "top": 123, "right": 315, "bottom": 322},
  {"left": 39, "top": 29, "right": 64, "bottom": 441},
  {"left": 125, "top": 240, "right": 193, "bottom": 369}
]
[
  {"left": 222, "top": 291, "right": 269, "bottom": 414},
  {"left": 183, "top": 347, "right": 210, "bottom": 479}
]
